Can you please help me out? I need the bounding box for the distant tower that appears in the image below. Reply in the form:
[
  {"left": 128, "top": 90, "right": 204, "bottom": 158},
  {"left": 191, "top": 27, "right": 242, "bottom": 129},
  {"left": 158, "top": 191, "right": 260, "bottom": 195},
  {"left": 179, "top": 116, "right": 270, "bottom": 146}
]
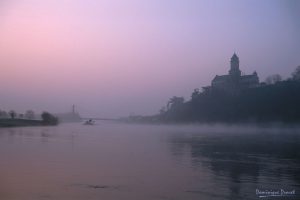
[{"left": 229, "top": 53, "right": 241, "bottom": 78}]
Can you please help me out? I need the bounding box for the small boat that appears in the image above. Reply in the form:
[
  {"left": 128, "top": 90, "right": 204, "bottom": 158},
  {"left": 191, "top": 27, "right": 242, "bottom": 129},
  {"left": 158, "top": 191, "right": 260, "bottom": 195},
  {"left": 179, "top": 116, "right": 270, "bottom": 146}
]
[{"left": 84, "top": 119, "right": 95, "bottom": 125}]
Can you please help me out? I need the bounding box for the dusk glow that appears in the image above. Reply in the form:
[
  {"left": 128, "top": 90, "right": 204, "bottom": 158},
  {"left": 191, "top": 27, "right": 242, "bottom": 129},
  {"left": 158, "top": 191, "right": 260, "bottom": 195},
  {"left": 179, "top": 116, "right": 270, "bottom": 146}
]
[
  {"left": 0, "top": 0, "right": 299, "bottom": 117},
  {"left": 1, "top": 1, "right": 300, "bottom": 200}
]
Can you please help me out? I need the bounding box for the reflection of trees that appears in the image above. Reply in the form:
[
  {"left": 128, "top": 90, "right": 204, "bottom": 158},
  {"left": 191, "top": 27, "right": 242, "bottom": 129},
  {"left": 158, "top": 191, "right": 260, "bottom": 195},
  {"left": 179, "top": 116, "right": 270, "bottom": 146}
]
[{"left": 169, "top": 130, "right": 300, "bottom": 199}]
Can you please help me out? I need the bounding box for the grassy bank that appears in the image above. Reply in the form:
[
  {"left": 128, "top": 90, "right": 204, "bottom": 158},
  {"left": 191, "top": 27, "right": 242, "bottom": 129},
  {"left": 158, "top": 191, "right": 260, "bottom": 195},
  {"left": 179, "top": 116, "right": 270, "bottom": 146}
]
[{"left": 0, "top": 119, "right": 47, "bottom": 127}]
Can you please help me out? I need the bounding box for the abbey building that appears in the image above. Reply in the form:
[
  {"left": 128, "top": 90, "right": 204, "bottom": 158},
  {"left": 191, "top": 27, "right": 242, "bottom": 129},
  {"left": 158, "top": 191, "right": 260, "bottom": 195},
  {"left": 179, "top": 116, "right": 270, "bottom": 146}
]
[{"left": 207, "top": 53, "right": 259, "bottom": 92}]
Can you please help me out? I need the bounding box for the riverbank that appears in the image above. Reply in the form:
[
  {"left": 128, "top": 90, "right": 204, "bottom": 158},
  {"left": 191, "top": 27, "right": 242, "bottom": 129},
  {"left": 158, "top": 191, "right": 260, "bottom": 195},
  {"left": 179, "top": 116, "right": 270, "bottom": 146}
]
[{"left": 0, "top": 119, "right": 48, "bottom": 127}]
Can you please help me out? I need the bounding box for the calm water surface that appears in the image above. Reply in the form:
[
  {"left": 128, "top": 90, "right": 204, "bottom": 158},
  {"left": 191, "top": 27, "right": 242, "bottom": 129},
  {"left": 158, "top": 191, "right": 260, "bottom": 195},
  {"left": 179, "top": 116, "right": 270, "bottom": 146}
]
[{"left": 0, "top": 122, "right": 299, "bottom": 200}]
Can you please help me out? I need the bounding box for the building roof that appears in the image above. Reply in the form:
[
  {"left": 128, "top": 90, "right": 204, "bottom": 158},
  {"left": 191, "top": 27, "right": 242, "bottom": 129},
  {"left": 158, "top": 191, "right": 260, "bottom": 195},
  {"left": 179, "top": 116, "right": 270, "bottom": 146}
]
[
  {"left": 212, "top": 75, "right": 230, "bottom": 82},
  {"left": 212, "top": 74, "right": 258, "bottom": 84},
  {"left": 240, "top": 74, "right": 258, "bottom": 80}
]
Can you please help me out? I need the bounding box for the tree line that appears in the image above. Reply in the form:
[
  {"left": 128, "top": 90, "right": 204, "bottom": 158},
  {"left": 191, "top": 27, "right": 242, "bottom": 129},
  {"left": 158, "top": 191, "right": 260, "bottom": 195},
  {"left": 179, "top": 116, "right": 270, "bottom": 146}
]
[
  {"left": 0, "top": 109, "right": 59, "bottom": 126},
  {"left": 0, "top": 110, "right": 36, "bottom": 120},
  {"left": 128, "top": 65, "right": 300, "bottom": 124}
]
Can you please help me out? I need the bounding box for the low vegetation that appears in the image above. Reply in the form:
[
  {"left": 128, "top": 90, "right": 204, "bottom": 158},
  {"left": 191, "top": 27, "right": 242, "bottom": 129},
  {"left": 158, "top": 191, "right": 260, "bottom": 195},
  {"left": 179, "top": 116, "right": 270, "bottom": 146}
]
[{"left": 0, "top": 110, "right": 59, "bottom": 127}]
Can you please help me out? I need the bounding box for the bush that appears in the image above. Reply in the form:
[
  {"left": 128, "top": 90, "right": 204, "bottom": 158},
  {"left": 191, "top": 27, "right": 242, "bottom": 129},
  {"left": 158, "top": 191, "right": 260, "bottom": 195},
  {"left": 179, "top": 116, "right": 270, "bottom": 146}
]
[{"left": 41, "top": 112, "right": 59, "bottom": 125}]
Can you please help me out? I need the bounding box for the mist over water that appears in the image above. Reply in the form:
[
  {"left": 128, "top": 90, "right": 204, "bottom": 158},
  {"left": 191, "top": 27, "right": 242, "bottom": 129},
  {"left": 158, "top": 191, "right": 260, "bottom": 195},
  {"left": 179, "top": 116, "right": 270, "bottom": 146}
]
[{"left": 0, "top": 122, "right": 299, "bottom": 200}]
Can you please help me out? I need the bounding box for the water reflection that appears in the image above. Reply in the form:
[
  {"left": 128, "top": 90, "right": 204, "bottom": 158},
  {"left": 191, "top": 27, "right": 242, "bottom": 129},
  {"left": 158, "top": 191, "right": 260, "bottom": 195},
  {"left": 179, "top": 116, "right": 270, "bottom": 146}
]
[
  {"left": 0, "top": 124, "right": 299, "bottom": 200},
  {"left": 0, "top": 126, "right": 77, "bottom": 144},
  {"left": 169, "top": 128, "right": 300, "bottom": 199}
]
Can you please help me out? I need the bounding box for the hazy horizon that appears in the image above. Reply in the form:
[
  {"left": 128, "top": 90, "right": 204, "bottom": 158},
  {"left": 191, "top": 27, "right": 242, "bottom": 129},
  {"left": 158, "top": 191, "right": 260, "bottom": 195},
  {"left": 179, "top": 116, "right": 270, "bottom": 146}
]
[{"left": 1, "top": 0, "right": 300, "bottom": 118}]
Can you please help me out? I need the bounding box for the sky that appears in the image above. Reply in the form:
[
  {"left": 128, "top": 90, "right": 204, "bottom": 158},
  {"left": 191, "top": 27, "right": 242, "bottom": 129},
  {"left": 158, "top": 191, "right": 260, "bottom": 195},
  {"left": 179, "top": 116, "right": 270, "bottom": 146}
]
[{"left": 0, "top": 0, "right": 299, "bottom": 117}]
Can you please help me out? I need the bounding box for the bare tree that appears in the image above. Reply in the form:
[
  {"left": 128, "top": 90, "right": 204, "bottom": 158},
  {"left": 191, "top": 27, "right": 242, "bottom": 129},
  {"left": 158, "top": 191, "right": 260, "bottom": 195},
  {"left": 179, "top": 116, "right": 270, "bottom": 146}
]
[{"left": 9, "top": 110, "right": 16, "bottom": 119}]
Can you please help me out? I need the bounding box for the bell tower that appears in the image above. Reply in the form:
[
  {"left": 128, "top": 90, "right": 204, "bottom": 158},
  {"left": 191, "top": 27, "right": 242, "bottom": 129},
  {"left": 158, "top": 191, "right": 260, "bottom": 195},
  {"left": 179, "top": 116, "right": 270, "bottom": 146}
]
[{"left": 229, "top": 53, "right": 241, "bottom": 77}]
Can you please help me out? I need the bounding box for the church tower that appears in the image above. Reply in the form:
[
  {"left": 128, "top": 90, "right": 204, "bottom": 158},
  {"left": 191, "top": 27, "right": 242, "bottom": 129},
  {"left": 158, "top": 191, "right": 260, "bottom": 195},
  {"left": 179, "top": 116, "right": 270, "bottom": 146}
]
[{"left": 229, "top": 53, "right": 241, "bottom": 78}]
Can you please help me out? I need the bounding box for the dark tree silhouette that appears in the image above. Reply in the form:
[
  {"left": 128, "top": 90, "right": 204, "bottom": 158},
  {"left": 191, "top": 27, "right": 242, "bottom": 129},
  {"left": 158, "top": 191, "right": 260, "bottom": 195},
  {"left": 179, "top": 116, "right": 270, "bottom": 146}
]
[
  {"left": 191, "top": 88, "right": 200, "bottom": 100},
  {"left": 292, "top": 65, "right": 300, "bottom": 81},
  {"left": 158, "top": 79, "right": 300, "bottom": 123},
  {"left": 167, "top": 96, "right": 184, "bottom": 111},
  {"left": 41, "top": 112, "right": 58, "bottom": 125},
  {"left": 9, "top": 110, "right": 16, "bottom": 119},
  {"left": 127, "top": 67, "right": 300, "bottom": 124}
]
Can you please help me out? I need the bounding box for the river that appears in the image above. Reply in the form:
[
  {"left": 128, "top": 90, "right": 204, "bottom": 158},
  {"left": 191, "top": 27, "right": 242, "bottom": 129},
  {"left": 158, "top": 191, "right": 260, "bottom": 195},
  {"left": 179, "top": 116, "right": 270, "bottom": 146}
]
[{"left": 0, "top": 122, "right": 299, "bottom": 200}]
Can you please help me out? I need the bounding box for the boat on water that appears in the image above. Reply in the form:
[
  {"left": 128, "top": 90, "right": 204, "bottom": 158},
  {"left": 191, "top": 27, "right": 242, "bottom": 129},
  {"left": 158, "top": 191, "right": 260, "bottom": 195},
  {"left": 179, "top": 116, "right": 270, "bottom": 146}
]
[{"left": 84, "top": 119, "right": 95, "bottom": 125}]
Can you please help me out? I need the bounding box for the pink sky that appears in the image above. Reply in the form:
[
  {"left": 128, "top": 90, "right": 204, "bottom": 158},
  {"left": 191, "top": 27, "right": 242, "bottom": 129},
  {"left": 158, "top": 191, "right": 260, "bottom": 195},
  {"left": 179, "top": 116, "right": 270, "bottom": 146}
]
[{"left": 0, "top": 0, "right": 299, "bottom": 117}]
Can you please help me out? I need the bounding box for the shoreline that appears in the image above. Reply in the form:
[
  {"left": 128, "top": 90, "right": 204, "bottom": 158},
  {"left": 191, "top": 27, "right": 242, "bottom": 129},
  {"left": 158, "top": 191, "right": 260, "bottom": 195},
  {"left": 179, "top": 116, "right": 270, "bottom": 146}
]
[
  {"left": 119, "top": 118, "right": 300, "bottom": 128},
  {"left": 0, "top": 119, "right": 46, "bottom": 127}
]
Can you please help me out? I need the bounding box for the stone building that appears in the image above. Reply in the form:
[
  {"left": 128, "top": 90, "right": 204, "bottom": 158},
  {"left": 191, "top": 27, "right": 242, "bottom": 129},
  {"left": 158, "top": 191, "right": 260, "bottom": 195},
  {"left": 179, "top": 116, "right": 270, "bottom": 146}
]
[{"left": 209, "top": 53, "right": 259, "bottom": 92}]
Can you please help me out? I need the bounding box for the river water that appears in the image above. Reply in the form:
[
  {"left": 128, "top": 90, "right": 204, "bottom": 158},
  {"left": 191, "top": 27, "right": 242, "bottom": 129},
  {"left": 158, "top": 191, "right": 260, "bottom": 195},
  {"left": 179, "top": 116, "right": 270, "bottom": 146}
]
[{"left": 0, "top": 122, "right": 299, "bottom": 200}]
